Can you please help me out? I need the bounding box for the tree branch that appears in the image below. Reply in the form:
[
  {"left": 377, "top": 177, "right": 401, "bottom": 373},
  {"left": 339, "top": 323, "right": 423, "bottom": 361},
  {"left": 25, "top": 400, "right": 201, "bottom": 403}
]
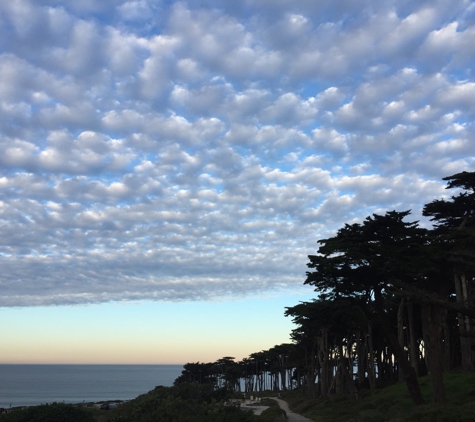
[{"left": 389, "top": 279, "right": 475, "bottom": 319}]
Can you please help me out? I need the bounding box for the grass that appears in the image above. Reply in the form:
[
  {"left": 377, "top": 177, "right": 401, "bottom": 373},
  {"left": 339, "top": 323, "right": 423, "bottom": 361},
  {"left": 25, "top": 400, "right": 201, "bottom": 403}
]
[
  {"left": 280, "top": 371, "right": 475, "bottom": 422},
  {"left": 258, "top": 398, "right": 287, "bottom": 422}
]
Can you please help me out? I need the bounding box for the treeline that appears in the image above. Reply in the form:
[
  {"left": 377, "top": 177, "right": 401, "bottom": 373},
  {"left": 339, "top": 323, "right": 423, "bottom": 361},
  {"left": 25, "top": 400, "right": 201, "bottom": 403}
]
[{"left": 176, "top": 171, "right": 475, "bottom": 406}]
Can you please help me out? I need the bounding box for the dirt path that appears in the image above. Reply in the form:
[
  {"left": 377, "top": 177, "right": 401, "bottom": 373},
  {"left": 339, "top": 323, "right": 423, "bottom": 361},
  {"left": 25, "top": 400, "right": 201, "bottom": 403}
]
[{"left": 266, "top": 397, "right": 314, "bottom": 421}]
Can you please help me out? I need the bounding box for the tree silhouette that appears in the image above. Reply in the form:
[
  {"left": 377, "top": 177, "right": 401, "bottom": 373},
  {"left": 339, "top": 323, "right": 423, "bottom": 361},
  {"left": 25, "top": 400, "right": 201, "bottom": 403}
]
[
  {"left": 304, "top": 210, "right": 426, "bottom": 404},
  {"left": 174, "top": 171, "right": 475, "bottom": 407}
]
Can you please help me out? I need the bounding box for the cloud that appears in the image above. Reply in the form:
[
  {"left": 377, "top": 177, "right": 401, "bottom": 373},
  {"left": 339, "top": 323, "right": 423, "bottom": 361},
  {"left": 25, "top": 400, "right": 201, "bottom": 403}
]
[{"left": 0, "top": 0, "right": 474, "bottom": 306}]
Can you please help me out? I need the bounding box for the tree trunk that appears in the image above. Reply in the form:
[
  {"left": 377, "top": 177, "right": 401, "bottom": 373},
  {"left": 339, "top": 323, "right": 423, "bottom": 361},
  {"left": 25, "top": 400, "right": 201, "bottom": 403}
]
[
  {"left": 336, "top": 343, "right": 344, "bottom": 395},
  {"left": 373, "top": 290, "right": 425, "bottom": 406},
  {"left": 357, "top": 330, "right": 366, "bottom": 387},
  {"left": 367, "top": 324, "right": 376, "bottom": 391},
  {"left": 307, "top": 339, "right": 317, "bottom": 398},
  {"left": 407, "top": 300, "right": 420, "bottom": 376},
  {"left": 398, "top": 297, "right": 406, "bottom": 383},
  {"left": 318, "top": 332, "right": 329, "bottom": 398},
  {"left": 421, "top": 303, "right": 446, "bottom": 403},
  {"left": 379, "top": 318, "right": 425, "bottom": 405},
  {"left": 455, "top": 273, "right": 474, "bottom": 372},
  {"left": 280, "top": 369, "right": 287, "bottom": 391},
  {"left": 442, "top": 308, "right": 451, "bottom": 371}
]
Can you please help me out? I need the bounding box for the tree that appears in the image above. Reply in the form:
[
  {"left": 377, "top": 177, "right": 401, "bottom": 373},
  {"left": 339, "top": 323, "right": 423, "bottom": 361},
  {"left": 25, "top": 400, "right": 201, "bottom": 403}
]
[
  {"left": 423, "top": 171, "right": 475, "bottom": 373},
  {"left": 286, "top": 298, "right": 367, "bottom": 398},
  {"left": 305, "top": 211, "right": 427, "bottom": 405},
  {"left": 174, "top": 362, "right": 217, "bottom": 386}
]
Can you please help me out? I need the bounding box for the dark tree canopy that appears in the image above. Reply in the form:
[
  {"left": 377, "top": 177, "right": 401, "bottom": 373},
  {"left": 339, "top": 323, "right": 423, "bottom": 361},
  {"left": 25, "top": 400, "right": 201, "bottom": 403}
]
[{"left": 172, "top": 171, "right": 475, "bottom": 408}]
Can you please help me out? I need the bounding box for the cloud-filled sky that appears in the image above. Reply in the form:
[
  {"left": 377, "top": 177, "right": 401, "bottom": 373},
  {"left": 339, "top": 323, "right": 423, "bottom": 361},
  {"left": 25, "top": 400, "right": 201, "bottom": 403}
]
[{"left": 1, "top": 0, "right": 474, "bottom": 363}]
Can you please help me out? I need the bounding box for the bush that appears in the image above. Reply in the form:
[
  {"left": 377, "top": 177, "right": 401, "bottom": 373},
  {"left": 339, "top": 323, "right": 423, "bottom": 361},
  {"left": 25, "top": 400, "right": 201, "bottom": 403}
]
[
  {"left": 114, "top": 383, "right": 256, "bottom": 422},
  {"left": 0, "top": 403, "right": 94, "bottom": 422}
]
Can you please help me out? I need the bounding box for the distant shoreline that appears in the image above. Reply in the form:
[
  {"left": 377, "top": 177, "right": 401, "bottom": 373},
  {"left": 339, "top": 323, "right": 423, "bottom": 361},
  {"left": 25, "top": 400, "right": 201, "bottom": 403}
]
[
  {"left": 1, "top": 399, "right": 130, "bottom": 414},
  {"left": 0, "top": 364, "right": 183, "bottom": 410}
]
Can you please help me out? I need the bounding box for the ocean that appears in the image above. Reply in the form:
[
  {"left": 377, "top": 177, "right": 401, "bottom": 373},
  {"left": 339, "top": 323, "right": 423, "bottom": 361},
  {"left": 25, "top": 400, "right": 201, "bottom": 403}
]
[{"left": 0, "top": 364, "right": 184, "bottom": 408}]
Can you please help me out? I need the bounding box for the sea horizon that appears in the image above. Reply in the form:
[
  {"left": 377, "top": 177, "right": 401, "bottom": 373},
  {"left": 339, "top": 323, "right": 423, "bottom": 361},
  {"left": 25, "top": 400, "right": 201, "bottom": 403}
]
[
  {"left": 0, "top": 363, "right": 185, "bottom": 365},
  {"left": 0, "top": 364, "right": 184, "bottom": 408}
]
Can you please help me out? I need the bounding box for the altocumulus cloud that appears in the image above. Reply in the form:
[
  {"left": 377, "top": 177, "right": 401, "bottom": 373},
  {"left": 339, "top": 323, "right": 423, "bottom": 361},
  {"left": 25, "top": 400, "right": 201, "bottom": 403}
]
[{"left": 0, "top": 0, "right": 474, "bottom": 306}]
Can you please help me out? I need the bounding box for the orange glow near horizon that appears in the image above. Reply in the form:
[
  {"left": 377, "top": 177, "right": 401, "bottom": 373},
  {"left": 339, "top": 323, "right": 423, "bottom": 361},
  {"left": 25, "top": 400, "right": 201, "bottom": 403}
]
[{"left": 1, "top": 293, "right": 311, "bottom": 365}]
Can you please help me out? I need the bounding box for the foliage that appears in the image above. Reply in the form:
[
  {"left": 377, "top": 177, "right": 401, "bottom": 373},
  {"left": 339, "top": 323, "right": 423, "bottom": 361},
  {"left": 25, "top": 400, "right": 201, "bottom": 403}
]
[
  {"left": 108, "top": 382, "right": 256, "bottom": 422},
  {"left": 0, "top": 403, "right": 94, "bottom": 422}
]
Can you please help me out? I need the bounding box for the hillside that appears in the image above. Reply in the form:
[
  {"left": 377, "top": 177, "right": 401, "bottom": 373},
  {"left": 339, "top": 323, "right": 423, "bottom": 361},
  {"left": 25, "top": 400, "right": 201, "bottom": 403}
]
[{"left": 280, "top": 371, "right": 475, "bottom": 422}]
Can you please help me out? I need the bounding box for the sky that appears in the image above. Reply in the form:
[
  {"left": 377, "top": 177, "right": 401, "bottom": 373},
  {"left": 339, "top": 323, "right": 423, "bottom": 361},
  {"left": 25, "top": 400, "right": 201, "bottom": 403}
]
[{"left": 1, "top": 0, "right": 474, "bottom": 364}]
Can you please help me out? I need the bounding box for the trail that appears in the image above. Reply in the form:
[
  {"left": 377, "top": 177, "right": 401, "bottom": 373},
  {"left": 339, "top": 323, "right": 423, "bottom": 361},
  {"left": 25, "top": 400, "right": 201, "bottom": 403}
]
[{"left": 266, "top": 397, "right": 314, "bottom": 422}]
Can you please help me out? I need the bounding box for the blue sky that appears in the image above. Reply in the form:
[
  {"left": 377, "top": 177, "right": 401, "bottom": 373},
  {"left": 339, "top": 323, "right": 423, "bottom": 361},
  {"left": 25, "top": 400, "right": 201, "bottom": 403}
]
[{"left": 1, "top": 0, "right": 474, "bottom": 364}]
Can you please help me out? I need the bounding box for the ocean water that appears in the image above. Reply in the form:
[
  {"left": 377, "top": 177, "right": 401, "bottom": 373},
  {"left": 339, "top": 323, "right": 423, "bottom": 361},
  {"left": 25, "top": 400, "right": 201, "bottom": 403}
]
[{"left": 0, "top": 364, "right": 184, "bottom": 408}]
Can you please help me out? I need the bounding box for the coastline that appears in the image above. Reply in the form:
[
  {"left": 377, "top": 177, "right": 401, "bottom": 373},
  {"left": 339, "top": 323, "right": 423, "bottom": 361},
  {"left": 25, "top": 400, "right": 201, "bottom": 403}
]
[{"left": 0, "top": 399, "right": 129, "bottom": 414}]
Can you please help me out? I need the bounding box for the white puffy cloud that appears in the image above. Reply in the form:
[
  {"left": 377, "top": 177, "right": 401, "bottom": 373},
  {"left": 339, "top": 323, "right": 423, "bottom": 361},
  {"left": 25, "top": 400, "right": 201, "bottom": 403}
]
[{"left": 0, "top": 0, "right": 473, "bottom": 306}]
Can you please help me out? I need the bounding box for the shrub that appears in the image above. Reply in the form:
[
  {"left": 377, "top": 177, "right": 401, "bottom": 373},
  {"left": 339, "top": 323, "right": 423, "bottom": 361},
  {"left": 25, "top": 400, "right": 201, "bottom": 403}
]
[{"left": 0, "top": 403, "right": 94, "bottom": 422}]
